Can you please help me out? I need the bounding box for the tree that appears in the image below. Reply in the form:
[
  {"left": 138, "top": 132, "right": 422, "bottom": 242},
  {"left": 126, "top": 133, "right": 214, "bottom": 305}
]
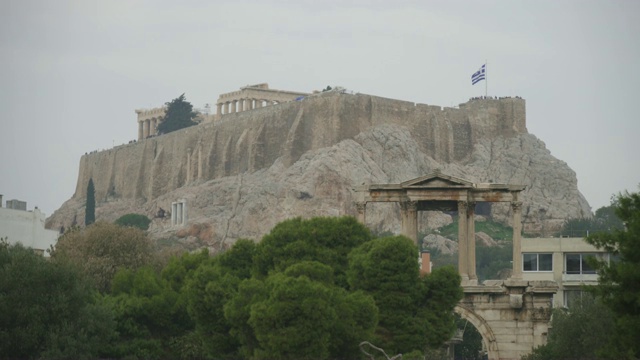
[
  {"left": 52, "top": 222, "right": 154, "bottom": 292},
  {"left": 584, "top": 189, "right": 640, "bottom": 358},
  {"left": 253, "top": 216, "right": 371, "bottom": 288},
  {"left": 157, "top": 93, "right": 198, "bottom": 135},
  {"left": 559, "top": 203, "right": 624, "bottom": 237},
  {"left": 85, "top": 178, "right": 95, "bottom": 226},
  {"left": 105, "top": 266, "right": 193, "bottom": 359},
  {"left": 115, "top": 213, "right": 151, "bottom": 230},
  {"left": 226, "top": 261, "right": 378, "bottom": 360},
  {"left": 0, "top": 241, "right": 116, "bottom": 359},
  {"left": 523, "top": 297, "right": 616, "bottom": 360},
  {"left": 347, "top": 235, "right": 463, "bottom": 354}
]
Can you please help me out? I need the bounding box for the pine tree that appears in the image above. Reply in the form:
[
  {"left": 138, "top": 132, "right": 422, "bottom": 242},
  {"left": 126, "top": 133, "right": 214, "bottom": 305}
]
[
  {"left": 157, "top": 94, "right": 198, "bottom": 134},
  {"left": 85, "top": 178, "right": 95, "bottom": 226}
]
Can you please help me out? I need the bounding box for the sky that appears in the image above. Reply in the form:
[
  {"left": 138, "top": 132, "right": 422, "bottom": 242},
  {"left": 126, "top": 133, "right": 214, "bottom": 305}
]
[{"left": 1, "top": 0, "right": 639, "bottom": 217}]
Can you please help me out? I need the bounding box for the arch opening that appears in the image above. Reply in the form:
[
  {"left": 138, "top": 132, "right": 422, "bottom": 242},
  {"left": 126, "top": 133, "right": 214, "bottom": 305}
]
[{"left": 454, "top": 305, "right": 500, "bottom": 360}]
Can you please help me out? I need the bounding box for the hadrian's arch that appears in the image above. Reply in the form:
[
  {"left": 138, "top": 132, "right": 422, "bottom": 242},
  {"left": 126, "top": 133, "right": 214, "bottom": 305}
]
[{"left": 354, "top": 171, "right": 557, "bottom": 360}]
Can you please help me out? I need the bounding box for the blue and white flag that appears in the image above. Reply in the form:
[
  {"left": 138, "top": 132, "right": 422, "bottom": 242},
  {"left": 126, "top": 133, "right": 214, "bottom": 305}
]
[{"left": 471, "top": 64, "right": 486, "bottom": 85}]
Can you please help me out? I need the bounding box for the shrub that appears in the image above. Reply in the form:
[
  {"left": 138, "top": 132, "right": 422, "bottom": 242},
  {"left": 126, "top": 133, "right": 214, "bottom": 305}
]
[{"left": 115, "top": 213, "right": 152, "bottom": 230}]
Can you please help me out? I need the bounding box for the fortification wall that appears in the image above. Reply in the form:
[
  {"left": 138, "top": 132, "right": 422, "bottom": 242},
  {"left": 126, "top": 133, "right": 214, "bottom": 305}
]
[{"left": 73, "top": 92, "right": 527, "bottom": 204}]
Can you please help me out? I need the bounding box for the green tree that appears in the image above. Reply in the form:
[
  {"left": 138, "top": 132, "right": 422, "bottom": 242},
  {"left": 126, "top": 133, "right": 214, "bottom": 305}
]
[
  {"left": 52, "top": 222, "right": 154, "bottom": 292},
  {"left": 0, "top": 242, "right": 116, "bottom": 359},
  {"left": 347, "top": 235, "right": 463, "bottom": 354},
  {"left": 157, "top": 93, "right": 198, "bottom": 135},
  {"left": 523, "top": 297, "right": 616, "bottom": 360},
  {"left": 115, "top": 213, "right": 152, "bottom": 230},
  {"left": 584, "top": 189, "right": 640, "bottom": 358},
  {"left": 105, "top": 265, "right": 195, "bottom": 359},
  {"left": 559, "top": 203, "right": 624, "bottom": 237},
  {"left": 253, "top": 216, "right": 371, "bottom": 288},
  {"left": 85, "top": 178, "right": 95, "bottom": 226},
  {"left": 233, "top": 261, "right": 378, "bottom": 360},
  {"left": 187, "top": 260, "right": 241, "bottom": 358}
]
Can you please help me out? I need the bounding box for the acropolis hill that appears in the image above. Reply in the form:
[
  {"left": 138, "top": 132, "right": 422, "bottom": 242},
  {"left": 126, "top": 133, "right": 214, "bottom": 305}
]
[{"left": 47, "top": 84, "right": 591, "bottom": 249}]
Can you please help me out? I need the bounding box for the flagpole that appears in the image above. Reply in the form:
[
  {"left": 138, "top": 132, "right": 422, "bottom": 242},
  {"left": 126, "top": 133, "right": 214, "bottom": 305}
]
[{"left": 485, "top": 60, "right": 488, "bottom": 97}]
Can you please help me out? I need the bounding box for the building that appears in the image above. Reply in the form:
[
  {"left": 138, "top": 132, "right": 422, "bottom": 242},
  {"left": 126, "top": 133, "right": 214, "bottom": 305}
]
[
  {"left": 0, "top": 195, "right": 59, "bottom": 256},
  {"left": 521, "top": 237, "right": 608, "bottom": 308}
]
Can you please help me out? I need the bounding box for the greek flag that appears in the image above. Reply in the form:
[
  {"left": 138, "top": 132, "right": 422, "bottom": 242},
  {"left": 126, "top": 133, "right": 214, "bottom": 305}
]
[{"left": 471, "top": 64, "right": 486, "bottom": 85}]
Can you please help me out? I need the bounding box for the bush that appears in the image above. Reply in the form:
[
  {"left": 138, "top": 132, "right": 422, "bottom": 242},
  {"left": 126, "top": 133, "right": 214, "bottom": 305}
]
[{"left": 115, "top": 213, "right": 152, "bottom": 230}]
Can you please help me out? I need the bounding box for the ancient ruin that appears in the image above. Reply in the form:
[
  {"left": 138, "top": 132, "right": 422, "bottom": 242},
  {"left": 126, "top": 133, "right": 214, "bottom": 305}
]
[
  {"left": 215, "top": 83, "right": 309, "bottom": 117},
  {"left": 355, "top": 172, "right": 556, "bottom": 359},
  {"left": 48, "top": 85, "right": 591, "bottom": 248},
  {"left": 354, "top": 171, "right": 525, "bottom": 283}
]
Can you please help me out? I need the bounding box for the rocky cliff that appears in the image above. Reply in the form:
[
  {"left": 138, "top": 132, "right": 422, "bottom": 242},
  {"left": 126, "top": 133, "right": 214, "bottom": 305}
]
[{"left": 47, "top": 91, "right": 591, "bottom": 249}]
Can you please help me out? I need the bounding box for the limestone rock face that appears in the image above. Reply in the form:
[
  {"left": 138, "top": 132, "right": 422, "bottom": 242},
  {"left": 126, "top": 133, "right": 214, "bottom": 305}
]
[
  {"left": 475, "top": 232, "right": 498, "bottom": 247},
  {"left": 423, "top": 234, "right": 458, "bottom": 254},
  {"left": 47, "top": 92, "right": 591, "bottom": 248}
]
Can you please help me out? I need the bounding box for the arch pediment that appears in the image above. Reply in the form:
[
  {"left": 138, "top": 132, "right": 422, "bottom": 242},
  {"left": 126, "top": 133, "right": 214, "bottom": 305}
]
[{"left": 401, "top": 172, "right": 474, "bottom": 189}]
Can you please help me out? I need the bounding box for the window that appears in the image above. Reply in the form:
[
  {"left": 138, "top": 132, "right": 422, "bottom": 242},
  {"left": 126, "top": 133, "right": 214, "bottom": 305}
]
[
  {"left": 565, "top": 253, "right": 597, "bottom": 274},
  {"left": 523, "top": 253, "right": 553, "bottom": 271},
  {"left": 564, "top": 289, "right": 594, "bottom": 308}
]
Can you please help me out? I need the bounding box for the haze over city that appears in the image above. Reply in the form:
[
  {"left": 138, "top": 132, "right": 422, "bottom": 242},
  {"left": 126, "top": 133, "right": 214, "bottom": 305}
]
[{"left": 1, "top": 0, "right": 638, "bottom": 216}]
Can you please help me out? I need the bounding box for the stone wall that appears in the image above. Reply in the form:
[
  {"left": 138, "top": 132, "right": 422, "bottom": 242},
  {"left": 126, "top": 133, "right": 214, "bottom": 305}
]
[{"left": 73, "top": 92, "right": 526, "bottom": 204}]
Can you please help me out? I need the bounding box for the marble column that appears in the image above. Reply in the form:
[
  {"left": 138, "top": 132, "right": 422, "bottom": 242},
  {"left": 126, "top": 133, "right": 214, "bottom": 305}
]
[
  {"left": 151, "top": 118, "right": 157, "bottom": 136},
  {"left": 226, "top": 102, "right": 231, "bottom": 114},
  {"left": 467, "top": 202, "right": 477, "bottom": 283},
  {"left": 400, "top": 200, "right": 418, "bottom": 245},
  {"left": 250, "top": 99, "right": 255, "bottom": 109},
  {"left": 231, "top": 100, "right": 237, "bottom": 113},
  {"left": 138, "top": 121, "right": 143, "bottom": 141},
  {"left": 143, "top": 119, "right": 150, "bottom": 139},
  {"left": 511, "top": 201, "right": 523, "bottom": 279},
  {"left": 355, "top": 201, "right": 367, "bottom": 225},
  {"left": 217, "top": 103, "right": 223, "bottom": 116},
  {"left": 458, "top": 201, "right": 469, "bottom": 282}
]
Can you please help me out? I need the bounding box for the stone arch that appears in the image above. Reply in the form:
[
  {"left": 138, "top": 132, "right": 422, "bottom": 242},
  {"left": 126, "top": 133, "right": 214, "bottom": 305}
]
[{"left": 454, "top": 304, "right": 500, "bottom": 360}]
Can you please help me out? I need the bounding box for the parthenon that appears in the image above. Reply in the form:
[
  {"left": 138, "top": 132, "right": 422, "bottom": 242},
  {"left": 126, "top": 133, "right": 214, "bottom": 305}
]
[{"left": 215, "top": 83, "right": 309, "bottom": 116}]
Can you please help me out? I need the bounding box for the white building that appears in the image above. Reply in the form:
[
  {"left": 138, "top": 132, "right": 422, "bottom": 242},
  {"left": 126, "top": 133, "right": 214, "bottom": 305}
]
[
  {"left": 0, "top": 195, "right": 59, "bottom": 256},
  {"left": 521, "top": 237, "right": 609, "bottom": 308}
]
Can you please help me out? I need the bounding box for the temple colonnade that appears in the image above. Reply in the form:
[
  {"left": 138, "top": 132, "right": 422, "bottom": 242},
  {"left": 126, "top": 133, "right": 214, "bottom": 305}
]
[
  {"left": 135, "top": 107, "right": 166, "bottom": 141},
  {"left": 216, "top": 83, "right": 309, "bottom": 117}
]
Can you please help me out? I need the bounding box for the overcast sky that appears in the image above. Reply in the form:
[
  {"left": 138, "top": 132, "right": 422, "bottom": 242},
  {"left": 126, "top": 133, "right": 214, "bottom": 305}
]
[{"left": 1, "top": 0, "right": 638, "bottom": 217}]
